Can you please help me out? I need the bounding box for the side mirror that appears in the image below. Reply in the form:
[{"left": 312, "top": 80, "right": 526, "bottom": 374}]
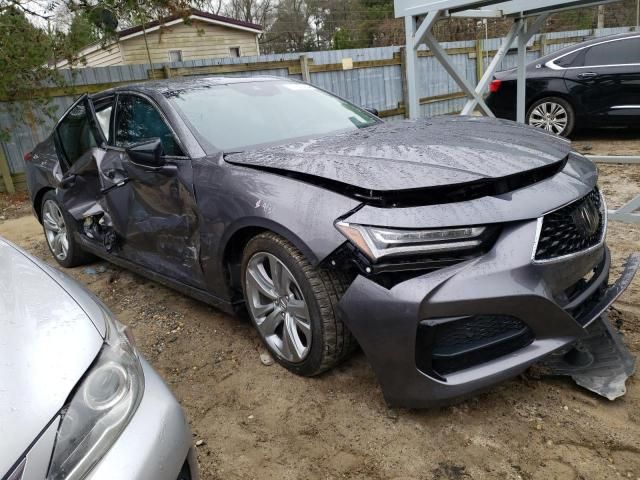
[
  {"left": 126, "top": 138, "right": 165, "bottom": 168},
  {"left": 365, "top": 107, "right": 380, "bottom": 117}
]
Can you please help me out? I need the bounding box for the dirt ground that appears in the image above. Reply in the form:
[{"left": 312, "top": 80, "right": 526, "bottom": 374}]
[{"left": 1, "top": 130, "right": 639, "bottom": 480}]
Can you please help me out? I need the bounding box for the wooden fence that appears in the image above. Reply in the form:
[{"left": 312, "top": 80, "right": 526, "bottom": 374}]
[{"left": 1, "top": 25, "right": 635, "bottom": 192}]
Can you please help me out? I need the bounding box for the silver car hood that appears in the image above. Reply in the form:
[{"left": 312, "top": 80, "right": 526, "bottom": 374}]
[{"left": 0, "top": 239, "right": 104, "bottom": 476}]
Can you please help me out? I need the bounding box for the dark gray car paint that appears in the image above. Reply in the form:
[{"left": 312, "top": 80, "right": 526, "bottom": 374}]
[
  {"left": 346, "top": 151, "right": 597, "bottom": 229},
  {"left": 24, "top": 77, "right": 638, "bottom": 407},
  {"left": 226, "top": 116, "right": 572, "bottom": 192}
]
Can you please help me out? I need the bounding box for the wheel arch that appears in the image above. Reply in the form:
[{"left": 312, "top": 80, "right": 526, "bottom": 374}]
[
  {"left": 220, "top": 218, "right": 320, "bottom": 296},
  {"left": 33, "top": 186, "right": 54, "bottom": 223}
]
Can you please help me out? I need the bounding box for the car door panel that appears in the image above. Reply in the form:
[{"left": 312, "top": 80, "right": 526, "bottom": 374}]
[
  {"left": 563, "top": 36, "right": 640, "bottom": 125},
  {"left": 109, "top": 93, "right": 205, "bottom": 289},
  {"left": 115, "top": 157, "right": 203, "bottom": 288},
  {"left": 54, "top": 95, "right": 114, "bottom": 220}
]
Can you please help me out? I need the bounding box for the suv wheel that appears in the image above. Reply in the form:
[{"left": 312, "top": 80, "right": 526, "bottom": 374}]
[
  {"left": 527, "top": 97, "right": 575, "bottom": 137},
  {"left": 241, "top": 232, "right": 357, "bottom": 376},
  {"left": 41, "top": 191, "right": 94, "bottom": 268}
]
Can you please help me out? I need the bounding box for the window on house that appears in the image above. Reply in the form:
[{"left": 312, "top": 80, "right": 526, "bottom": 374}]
[
  {"left": 168, "top": 50, "right": 183, "bottom": 63},
  {"left": 229, "top": 47, "right": 241, "bottom": 58}
]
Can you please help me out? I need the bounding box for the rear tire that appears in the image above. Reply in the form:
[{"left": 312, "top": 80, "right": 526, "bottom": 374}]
[
  {"left": 41, "top": 191, "right": 94, "bottom": 268},
  {"left": 526, "top": 96, "right": 575, "bottom": 137},
  {"left": 241, "top": 232, "right": 357, "bottom": 376}
]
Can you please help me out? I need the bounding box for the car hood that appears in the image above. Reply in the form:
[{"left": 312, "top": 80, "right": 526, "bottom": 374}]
[
  {"left": 224, "top": 116, "right": 572, "bottom": 196},
  {"left": 0, "top": 239, "right": 104, "bottom": 476}
]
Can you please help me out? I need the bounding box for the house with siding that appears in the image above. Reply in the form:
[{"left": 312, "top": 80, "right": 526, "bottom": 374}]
[{"left": 57, "top": 10, "right": 262, "bottom": 68}]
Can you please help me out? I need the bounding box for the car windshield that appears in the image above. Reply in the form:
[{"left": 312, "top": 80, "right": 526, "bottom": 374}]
[{"left": 168, "top": 80, "right": 379, "bottom": 151}]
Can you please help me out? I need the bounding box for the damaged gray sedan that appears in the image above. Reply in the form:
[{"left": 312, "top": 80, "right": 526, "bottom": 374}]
[{"left": 25, "top": 76, "right": 639, "bottom": 407}]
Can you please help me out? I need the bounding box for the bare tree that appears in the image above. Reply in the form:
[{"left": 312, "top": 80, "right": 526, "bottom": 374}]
[
  {"left": 262, "top": 0, "right": 310, "bottom": 52},
  {"left": 224, "top": 0, "right": 274, "bottom": 26},
  {"left": 199, "top": 0, "right": 224, "bottom": 14}
]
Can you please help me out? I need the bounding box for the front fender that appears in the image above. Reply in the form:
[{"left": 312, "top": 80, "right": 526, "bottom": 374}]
[
  {"left": 219, "top": 216, "right": 321, "bottom": 266},
  {"left": 193, "top": 157, "right": 361, "bottom": 298}
]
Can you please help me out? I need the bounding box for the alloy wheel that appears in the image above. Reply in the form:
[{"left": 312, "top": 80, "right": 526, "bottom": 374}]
[
  {"left": 42, "top": 200, "right": 69, "bottom": 261},
  {"left": 245, "top": 252, "right": 312, "bottom": 363},
  {"left": 528, "top": 102, "right": 569, "bottom": 135}
]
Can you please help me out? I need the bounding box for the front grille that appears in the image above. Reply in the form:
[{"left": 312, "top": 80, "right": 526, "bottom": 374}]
[
  {"left": 561, "top": 253, "right": 609, "bottom": 326},
  {"left": 534, "top": 188, "right": 604, "bottom": 261},
  {"left": 416, "top": 315, "right": 534, "bottom": 377}
]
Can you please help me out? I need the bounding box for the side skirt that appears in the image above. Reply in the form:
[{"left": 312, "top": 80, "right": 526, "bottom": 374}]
[{"left": 76, "top": 234, "right": 240, "bottom": 316}]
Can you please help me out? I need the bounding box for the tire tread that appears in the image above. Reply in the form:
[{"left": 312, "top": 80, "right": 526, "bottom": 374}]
[{"left": 244, "top": 232, "right": 357, "bottom": 376}]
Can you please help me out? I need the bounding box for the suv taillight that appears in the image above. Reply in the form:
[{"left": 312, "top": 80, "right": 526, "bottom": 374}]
[
  {"left": 23, "top": 151, "right": 32, "bottom": 162},
  {"left": 489, "top": 79, "right": 502, "bottom": 93}
]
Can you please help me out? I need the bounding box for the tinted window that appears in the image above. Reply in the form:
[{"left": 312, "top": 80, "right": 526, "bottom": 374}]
[
  {"left": 115, "top": 95, "right": 182, "bottom": 156},
  {"left": 554, "top": 49, "right": 585, "bottom": 68},
  {"left": 169, "top": 80, "right": 379, "bottom": 152},
  {"left": 56, "top": 100, "right": 98, "bottom": 166},
  {"left": 584, "top": 37, "right": 640, "bottom": 66}
]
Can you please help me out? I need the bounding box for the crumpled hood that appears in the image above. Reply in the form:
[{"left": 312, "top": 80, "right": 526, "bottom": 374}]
[
  {"left": 225, "top": 116, "right": 572, "bottom": 192},
  {"left": 0, "top": 239, "right": 104, "bottom": 476}
]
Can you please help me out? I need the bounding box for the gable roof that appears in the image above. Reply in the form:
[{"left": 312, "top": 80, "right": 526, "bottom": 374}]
[{"left": 118, "top": 9, "right": 263, "bottom": 40}]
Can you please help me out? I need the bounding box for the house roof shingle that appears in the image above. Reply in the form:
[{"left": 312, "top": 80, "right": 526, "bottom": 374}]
[{"left": 117, "top": 8, "right": 263, "bottom": 38}]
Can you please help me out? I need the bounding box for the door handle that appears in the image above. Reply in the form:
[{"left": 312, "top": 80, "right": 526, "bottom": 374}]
[{"left": 578, "top": 72, "right": 599, "bottom": 79}]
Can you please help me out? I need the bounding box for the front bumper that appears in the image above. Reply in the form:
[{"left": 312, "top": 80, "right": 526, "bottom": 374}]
[
  {"left": 86, "top": 358, "right": 199, "bottom": 480},
  {"left": 337, "top": 220, "right": 638, "bottom": 408}
]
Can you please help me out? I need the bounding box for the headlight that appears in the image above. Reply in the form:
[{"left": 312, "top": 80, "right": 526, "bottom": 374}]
[
  {"left": 335, "top": 221, "right": 486, "bottom": 262},
  {"left": 47, "top": 307, "right": 144, "bottom": 480}
]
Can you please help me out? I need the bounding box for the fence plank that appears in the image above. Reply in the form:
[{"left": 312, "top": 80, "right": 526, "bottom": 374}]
[
  {"left": 0, "top": 147, "right": 15, "bottom": 194},
  {"left": 299, "top": 54, "right": 311, "bottom": 82},
  {"left": 0, "top": 26, "right": 631, "bottom": 176}
]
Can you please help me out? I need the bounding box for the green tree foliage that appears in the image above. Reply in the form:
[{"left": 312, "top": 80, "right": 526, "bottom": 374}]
[
  {"left": 0, "top": 7, "right": 61, "bottom": 140},
  {"left": 0, "top": 0, "right": 197, "bottom": 140}
]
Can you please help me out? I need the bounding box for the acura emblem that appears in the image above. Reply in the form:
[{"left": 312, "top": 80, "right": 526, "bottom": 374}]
[{"left": 572, "top": 199, "right": 600, "bottom": 237}]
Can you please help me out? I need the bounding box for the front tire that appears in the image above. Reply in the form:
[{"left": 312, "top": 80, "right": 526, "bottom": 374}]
[
  {"left": 241, "top": 232, "right": 356, "bottom": 376},
  {"left": 526, "top": 96, "right": 575, "bottom": 137},
  {"left": 41, "top": 191, "right": 94, "bottom": 268}
]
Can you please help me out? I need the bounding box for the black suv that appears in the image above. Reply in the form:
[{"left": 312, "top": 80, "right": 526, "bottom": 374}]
[{"left": 486, "top": 33, "right": 640, "bottom": 137}]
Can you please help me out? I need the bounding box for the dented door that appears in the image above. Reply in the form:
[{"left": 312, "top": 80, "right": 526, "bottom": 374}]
[
  {"left": 55, "top": 95, "right": 112, "bottom": 219},
  {"left": 110, "top": 93, "right": 204, "bottom": 288}
]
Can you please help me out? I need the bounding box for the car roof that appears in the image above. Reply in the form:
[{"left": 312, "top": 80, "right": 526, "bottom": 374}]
[
  {"left": 92, "top": 75, "right": 285, "bottom": 100},
  {"left": 539, "top": 31, "right": 640, "bottom": 63}
]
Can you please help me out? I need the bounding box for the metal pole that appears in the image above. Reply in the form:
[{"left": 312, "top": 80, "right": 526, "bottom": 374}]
[
  {"left": 516, "top": 18, "right": 527, "bottom": 123},
  {"left": 404, "top": 16, "right": 420, "bottom": 120}
]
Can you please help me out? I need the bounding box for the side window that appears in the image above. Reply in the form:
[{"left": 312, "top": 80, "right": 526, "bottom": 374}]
[
  {"left": 114, "top": 95, "right": 183, "bottom": 156},
  {"left": 56, "top": 100, "right": 98, "bottom": 166},
  {"left": 94, "top": 97, "right": 114, "bottom": 143},
  {"left": 554, "top": 49, "right": 585, "bottom": 68},
  {"left": 584, "top": 38, "right": 640, "bottom": 67}
]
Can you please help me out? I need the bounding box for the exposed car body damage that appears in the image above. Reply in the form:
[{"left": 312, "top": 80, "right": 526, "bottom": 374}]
[
  {"left": 24, "top": 76, "right": 638, "bottom": 408},
  {"left": 225, "top": 116, "right": 571, "bottom": 207}
]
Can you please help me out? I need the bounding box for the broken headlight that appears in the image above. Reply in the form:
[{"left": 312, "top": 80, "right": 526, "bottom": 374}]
[
  {"left": 335, "top": 221, "right": 486, "bottom": 262},
  {"left": 47, "top": 308, "right": 144, "bottom": 480}
]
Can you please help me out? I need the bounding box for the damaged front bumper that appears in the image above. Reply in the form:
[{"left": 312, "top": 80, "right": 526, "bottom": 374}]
[{"left": 337, "top": 220, "right": 639, "bottom": 408}]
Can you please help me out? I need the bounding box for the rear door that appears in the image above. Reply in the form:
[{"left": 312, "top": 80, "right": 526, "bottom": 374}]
[
  {"left": 54, "top": 95, "right": 111, "bottom": 219},
  {"left": 563, "top": 36, "right": 640, "bottom": 125},
  {"left": 110, "top": 92, "right": 204, "bottom": 288}
]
